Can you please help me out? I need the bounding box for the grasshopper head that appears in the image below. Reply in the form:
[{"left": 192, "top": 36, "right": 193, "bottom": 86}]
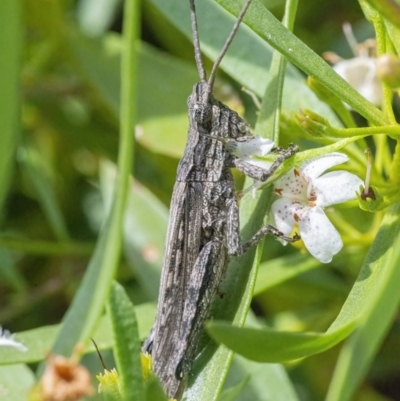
[{"left": 188, "top": 82, "right": 213, "bottom": 126}]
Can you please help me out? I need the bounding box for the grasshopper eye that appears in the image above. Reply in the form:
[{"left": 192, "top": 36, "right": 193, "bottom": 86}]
[{"left": 192, "top": 102, "right": 212, "bottom": 124}]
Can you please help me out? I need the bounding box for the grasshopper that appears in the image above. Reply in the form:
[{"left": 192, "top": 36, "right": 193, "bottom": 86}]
[{"left": 142, "top": 0, "right": 299, "bottom": 398}]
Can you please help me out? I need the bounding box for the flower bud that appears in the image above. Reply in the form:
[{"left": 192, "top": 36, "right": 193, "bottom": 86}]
[
  {"left": 97, "top": 368, "right": 122, "bottom": 399},
  {"left": 294, "top": 109, "right": 335, "bottom": 138},
  {"left": 376, "top": 54, "right": 400, "bottom": 88}
]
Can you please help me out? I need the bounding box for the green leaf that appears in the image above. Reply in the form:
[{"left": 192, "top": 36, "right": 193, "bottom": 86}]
[
  {"left": 0, "top": 0, "right": 21, "bottom": 218},
  {"left": 326, "top": 202, "right": 400, "bottom": 401},
  {"left": 254, "top": 253, "right": 320, "bottom": 296},
  {"left": 207, "top": 321, "right": 355, "bottom": 363},
  {"left": 107, "top": 281, "right": 144, "bottom": 401},
  {"left": 0, "top": 364, "right": 35, "bottom": 401},
  {"left": 0, "top": 303, "right": 155, "bottom": 365}
]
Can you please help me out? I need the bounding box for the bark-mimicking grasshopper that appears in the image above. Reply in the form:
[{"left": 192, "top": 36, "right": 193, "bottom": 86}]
[{"left": 142, "top": 0, "right": 299, "bottom": 398}]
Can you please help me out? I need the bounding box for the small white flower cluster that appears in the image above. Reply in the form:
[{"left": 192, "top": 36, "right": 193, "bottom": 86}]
[
  {"left": 236, "top": 138, "right": 363, "bottom": 263},
  {"left": 0, "top": 326, "right": 27, "bottom": 352}
]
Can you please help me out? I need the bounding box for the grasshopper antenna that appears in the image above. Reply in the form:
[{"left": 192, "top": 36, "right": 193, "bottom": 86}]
[
  {"left": 206, "top": 0, "right": 253, "bottom": 100},
  {"left": 189, "top": 0, "right": 207, "bottom": 82}
]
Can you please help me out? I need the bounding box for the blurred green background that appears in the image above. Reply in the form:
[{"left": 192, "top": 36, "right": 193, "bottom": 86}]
[{"left": 0, "top": 0, "right": 398, "bottom": 400}]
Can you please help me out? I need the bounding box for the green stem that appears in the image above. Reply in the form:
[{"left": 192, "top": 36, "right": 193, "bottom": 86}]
[
  {"left": 364, "top": 0, "right": 400, "bottom": 30},
  {"left": 335, "top": 125, "right": 400, "bottom": 139},
  {"left": 369, "top": 13, "right": 397, "bottom": 125}
]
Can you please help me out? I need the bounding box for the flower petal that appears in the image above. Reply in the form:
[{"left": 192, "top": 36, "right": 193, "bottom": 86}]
[
  {"left": 270, "top": 198, "right": 298, "bottom": 237},
  {"left": 314, "top": 171, "right": 363, "bottom": 207},
  {"left": 334, "top": 58, "right": 382, "bottom": 106},
  {"left": 298, "top": 206, "right": 343, "bottom": 263},
  {"left": 236, "top": 136, "right": 275, "bottom": 158},
  {"left": 301, "top": 153, "right": 348, "bottom": 181},
  {"left": 273, "top": 168, "right": 308, "bottom": 201},
  {"left": 0, "top": 327, "right": 27, "bottom": 352}
]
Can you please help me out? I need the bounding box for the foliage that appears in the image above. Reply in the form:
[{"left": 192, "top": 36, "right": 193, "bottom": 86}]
[{"left": 0, "top": 0, "right": 399, "bottom": 400}]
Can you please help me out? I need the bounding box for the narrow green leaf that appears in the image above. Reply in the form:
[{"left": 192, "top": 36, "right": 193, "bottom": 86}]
[
  {"left": 215, "top": 0, "right": 387, "bottom": 126},
  {"left": 0, "top": 364, "right": 35, "bottom": 401},
  {"left": 326, "top": 202, "right": 400, "bottom": 401},
  {"left": 207, "top": 321, "right": 355, "bottom": 363},
  {"left": 0, "top": 303, "right": 155, "bottom": 365},
  {"left": 0, "top": 0, "right": 21, "bottom": 217},
  {"left": 49, "top": 0, "right": 139, "bottom": 359},
  {"left": 107, "top": 282, "right": 144, "bottom": 401}
]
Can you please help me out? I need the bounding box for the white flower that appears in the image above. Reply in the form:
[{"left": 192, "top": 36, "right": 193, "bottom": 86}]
[
  {"left": 234, "top": 136, "right": 275, "bottom": 158},
  {"left": 0, "top": 326, "right": 27, "bottom": 351},
  {"left": 270, "top": 153, "right": 363, "bottom": 263},
  {"left": 333, "top": 57, "right": 382, "bottom": 107},
  {"left": 324, "top": 23, "right": 382, "bottom": 107},
  {"left": 233, "top": 136, "right": 275, "bottom": 197}
]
